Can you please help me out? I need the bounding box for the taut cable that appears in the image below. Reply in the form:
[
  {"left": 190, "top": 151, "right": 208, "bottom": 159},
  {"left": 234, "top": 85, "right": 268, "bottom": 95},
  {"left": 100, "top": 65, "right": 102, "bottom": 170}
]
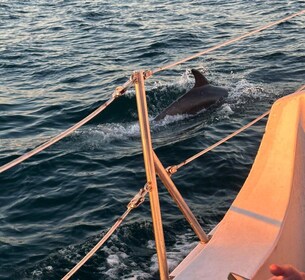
[
  {"left": 167, "top": 111, "right": 270, "bottom": 174},
  {"left": 0, "top": 79, "right": 133, "bottom": 174},
  {"left": 152, "top": 9, "right": 305, "bottom": 75},
  {"left": 61, "top": 184, "right": 149, "bottom": 280}
]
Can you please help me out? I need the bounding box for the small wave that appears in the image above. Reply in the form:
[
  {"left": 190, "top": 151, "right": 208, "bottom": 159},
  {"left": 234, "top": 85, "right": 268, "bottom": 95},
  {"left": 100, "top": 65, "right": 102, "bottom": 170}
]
[
  {"left": 71, "top": 115, "right": 189, "bottom": 152},
  {"left": 229, "top": 79, "right": 266, "bottom": 101},
  {"left": 149, "top": 231, "right": 197, "bottom": 274},
  {"left": 18, "top": 222, "right": 197, "bottom": 280},
  {"left": 216, "top": 103, "right": 234, "bottom": 119},
  {"left": 152, "top": 114, "right": 189, "bottom": 126},
  {"left": 73, "top": 122, "right": 141, "bottom": 149}
]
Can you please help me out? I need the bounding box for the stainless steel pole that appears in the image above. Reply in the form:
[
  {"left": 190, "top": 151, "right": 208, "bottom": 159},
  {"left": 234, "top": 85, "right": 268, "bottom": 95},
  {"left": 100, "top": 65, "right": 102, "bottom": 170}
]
[{"left": 134, "top": 71, "right": 169, "bottom": 280}]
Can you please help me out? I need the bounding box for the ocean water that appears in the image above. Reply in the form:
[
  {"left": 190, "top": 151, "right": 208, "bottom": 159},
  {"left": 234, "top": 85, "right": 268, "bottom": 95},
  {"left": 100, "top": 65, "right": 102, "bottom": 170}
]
[{"left": 0, "top": 1, "right": 304, "bottom": 279}]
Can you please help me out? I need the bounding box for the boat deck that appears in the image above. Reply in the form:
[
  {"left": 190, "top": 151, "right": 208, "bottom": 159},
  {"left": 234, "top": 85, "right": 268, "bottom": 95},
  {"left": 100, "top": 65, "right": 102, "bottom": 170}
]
[{"left": 171, "top": 91, "right": 305, "bottom": 280}]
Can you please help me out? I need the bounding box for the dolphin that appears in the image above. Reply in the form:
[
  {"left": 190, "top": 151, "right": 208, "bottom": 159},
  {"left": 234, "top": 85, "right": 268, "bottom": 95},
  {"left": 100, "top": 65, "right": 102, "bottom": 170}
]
[{"left": 154, "top": 69, "right": 228, "bottom": 121}]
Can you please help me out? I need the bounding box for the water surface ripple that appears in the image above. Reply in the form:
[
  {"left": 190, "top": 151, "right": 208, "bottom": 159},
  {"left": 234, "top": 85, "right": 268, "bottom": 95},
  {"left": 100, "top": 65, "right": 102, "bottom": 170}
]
[{"left": 0, "top": 1, "right": 304, "bottom": 279}]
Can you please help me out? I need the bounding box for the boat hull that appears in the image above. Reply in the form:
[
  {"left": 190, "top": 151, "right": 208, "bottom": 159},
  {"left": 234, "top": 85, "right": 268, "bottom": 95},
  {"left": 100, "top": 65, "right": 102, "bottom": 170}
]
[{"left": 171, "top": 91, "right": 305, "bottom": 280}]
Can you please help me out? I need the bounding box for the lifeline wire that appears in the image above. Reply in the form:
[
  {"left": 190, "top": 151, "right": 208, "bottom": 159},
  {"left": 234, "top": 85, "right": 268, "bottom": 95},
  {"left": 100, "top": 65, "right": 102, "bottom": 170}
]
[
  {"left": 168, "top": 111, "right": 270, "bottom": 174},
  {"left": 61, "top": 185, "right": 149, "bottom": 280},
  {"left": 295, "top": 84, "right": 305, "bottom": 93},
  {"left": 0, "top": 79, "right": 133, "bottom": 174},
  {"left": 152, "top": 9, "right": 305, "bottom": 75},
  {"left": 62, "top": 209, "right": 130, "bottom": 280}
]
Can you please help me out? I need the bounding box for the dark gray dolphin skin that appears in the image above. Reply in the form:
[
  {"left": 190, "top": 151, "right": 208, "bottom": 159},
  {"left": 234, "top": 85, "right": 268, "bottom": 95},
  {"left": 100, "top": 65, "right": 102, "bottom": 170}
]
[{"left": 154, "top": 69, "right": 228, "bottom": 121}]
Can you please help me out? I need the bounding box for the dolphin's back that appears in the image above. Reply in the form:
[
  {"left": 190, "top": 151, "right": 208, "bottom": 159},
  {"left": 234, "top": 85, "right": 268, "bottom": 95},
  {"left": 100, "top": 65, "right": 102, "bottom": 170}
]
[{"left": 154, "top": 70, "right": 228, "bottom": 121}]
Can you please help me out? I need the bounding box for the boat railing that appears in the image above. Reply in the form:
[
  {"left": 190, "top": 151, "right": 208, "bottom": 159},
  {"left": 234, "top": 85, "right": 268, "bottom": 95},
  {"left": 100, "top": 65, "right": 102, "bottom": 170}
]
[
  {"left": 1, "top": 9, "right": 305, "bottom": 280},
  {"left": 61, "top": 75, "right": 305, "bottom": 280}
]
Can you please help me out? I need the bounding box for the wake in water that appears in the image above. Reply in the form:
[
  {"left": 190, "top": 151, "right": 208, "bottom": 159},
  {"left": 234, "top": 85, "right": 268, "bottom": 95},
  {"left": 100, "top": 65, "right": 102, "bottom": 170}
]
[
  {"left": 16, "top": 221, "right": 198, "bottom": 280},
  {"left": 70, "top": 68, "right": 273, "bottom": 151}
]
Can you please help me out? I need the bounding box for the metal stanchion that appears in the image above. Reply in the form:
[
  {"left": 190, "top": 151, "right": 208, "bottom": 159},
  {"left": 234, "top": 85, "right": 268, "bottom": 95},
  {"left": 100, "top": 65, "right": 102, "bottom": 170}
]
[{"left": 134, "top": 71, "right": 169, "bottom": 280}]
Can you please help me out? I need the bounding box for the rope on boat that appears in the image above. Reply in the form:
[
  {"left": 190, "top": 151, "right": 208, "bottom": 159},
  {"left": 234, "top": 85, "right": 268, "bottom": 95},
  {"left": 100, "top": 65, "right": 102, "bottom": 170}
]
[
  {"left": 61, "top": 184, "right": 149, "bottom": 280},
  {"left": 167, "top": 111, "right": 270, "bottom": 174},
  {"left": 167, "top": 84, "right": 305, "bottom": 175},
  {"left": 0, "top": 79, "right": 133, "bottom": 174},
  {"left": 296, "top": 84, "right": 305, "bottom": 93},
  {"left": 150, "top": 9, "right": 305, "bottom": 76}
]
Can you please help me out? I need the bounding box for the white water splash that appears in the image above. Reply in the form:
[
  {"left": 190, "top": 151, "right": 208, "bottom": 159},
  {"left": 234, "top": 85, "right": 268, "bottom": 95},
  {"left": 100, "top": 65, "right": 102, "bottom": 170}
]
[
  {"left": 148, "top": 231, "right": 197, "bottom": 275},
  {"left": 72, "top": 122, "right": 141, "bottom": 149},
  {"left": 217, "top": 103, "right": 234, "bottom": 119},
  {"left": 228, "top": 79, "right": 266, "bottom": 102},
  {"left": 152, "top": 113, "right": 189, "bottom": 127}
]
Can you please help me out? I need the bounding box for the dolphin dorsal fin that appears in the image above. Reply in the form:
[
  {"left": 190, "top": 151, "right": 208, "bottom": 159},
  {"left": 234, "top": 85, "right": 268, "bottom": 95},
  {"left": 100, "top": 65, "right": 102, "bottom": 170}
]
[{"left": 191, "top": 69, "right": 209, "bottom": 88}]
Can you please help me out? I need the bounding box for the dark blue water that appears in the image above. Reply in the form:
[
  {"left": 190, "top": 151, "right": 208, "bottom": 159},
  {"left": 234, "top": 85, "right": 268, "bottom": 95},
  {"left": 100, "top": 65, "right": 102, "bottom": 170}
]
[{"left": 0, "top": 1, "right": 304, "bottom": 279}]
